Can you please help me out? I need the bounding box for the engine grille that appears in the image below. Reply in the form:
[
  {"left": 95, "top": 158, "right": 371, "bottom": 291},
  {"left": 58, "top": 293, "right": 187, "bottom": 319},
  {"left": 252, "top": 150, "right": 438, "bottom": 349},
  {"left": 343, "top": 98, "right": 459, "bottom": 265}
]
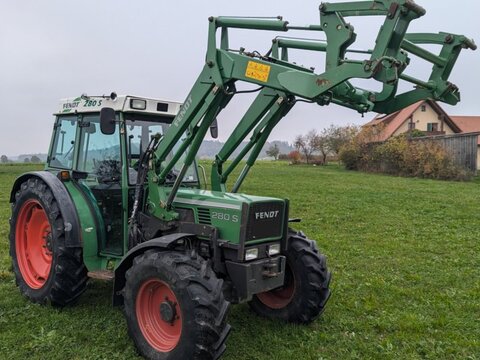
[
  {"left": 197, "top": 207, "right": 212, "bottom": 225},
  {"left": 245, "top": 201, "right": 284, "bottom": 242}
]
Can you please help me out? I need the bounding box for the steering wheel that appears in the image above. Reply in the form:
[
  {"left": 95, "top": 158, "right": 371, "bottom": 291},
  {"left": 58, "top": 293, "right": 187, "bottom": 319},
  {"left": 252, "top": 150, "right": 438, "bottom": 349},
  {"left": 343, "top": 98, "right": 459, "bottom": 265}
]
[{"left": 92, "top": 159, "right": 121, "bottom": 183}]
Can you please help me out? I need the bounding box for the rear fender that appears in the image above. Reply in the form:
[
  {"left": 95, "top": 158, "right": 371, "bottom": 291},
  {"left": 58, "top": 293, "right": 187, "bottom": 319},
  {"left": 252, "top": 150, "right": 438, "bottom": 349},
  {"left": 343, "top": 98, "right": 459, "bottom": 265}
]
[
  {"left": 112, "top": 233, "right": 195, "bottom": 306},
  {"left": 10, "top": 171, "right": 82, "bottom": 248}
]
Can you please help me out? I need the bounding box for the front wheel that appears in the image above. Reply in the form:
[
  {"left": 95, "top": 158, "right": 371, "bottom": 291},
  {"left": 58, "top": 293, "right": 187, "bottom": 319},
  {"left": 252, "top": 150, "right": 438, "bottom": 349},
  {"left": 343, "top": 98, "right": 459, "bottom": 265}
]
[
  {"left": 249, "top": 232, "right": 331, "bottom": 323},
  {"left": 123, "top": 250, "right": 231, "bottom": 360}
]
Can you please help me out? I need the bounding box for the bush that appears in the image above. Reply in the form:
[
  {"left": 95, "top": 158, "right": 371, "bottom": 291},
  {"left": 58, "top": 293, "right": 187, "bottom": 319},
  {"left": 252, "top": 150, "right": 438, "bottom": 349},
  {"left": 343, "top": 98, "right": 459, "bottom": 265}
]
[
  {"left": 338, "top": 143, "right": 361, "bottom": 170},
  {"left": 287, "top": 150, "right": 302, "bottom": 164},
  {"left": 339, "top": 132, "right": 472, "bottom": 181}
]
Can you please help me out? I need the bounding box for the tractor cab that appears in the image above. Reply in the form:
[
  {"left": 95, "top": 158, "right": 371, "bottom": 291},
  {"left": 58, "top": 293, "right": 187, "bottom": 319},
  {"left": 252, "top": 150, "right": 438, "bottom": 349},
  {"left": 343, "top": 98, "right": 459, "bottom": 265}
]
[{"left": 47, "top": 94, "right": 199, "bottom": 256}]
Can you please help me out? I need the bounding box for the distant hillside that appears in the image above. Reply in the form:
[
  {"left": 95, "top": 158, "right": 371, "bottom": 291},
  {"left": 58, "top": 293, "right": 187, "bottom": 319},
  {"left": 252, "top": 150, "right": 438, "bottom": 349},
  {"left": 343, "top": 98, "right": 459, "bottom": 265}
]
[
  {"left": 198, "top": 140, "right": 293, "bottom": 159},
  {"left": 1, "top": 153, "right": 48, "bottom": 163},
  {"left": 17, "top": 153, "right": 48, "bottom": 162},
  {"left": 4, "top": 140, "right": 293, "bottom": 163}
]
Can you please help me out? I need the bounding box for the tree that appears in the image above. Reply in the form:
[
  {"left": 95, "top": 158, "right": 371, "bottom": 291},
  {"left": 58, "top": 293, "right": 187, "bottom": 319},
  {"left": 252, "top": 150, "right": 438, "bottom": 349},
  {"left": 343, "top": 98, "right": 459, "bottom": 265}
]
[
  {"left": 294, "top": 135, "right": 309, "bottom": 164},
  {"left": 294, "top": 130, "right": 322, "bottom": 164},
  {"left": 324, "top": 124, "right": 360, "bottom": 156},
  {"left": 30, "top": 155, "right": 41, "bottom": 163},
  {"left": 0, "top": 155, "right": 8, "bottom": 163},
  {"left": 266, "top": 144, "right": 280, "bottom": 160},
  {"left": 311, "top": 134, "right": 330, "bottom": 164},
  {"left": 24, "top": 157, "right": 31, "bottom": 163}
]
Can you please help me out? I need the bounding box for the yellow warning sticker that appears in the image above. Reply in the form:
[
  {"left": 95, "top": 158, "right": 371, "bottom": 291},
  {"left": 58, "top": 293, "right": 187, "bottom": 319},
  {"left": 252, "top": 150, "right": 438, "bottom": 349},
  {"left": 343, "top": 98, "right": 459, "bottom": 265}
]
[{"left": 245, "top": 61, "right": 271, "bottom": 83}]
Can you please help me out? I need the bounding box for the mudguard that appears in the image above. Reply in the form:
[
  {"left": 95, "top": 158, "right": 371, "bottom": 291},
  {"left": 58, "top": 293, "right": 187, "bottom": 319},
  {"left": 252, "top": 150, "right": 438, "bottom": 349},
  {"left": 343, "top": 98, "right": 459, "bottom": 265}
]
[
  {"left": 10, "top": 171, "right": 82, "bottom": 248},
  {"left": 112, "top": 233, "right": 195, "bottom": 306}
]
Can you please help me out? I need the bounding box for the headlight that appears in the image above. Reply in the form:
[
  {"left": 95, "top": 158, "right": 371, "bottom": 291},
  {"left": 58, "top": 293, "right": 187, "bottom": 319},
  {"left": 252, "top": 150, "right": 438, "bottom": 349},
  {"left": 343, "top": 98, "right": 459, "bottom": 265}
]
[
  {"left": 245, "top": 248, "right": 258, "bottom": 261},
  {"left": 268, "top": 244, "right": 281, "bottom": 256},
  {"left": 130, "top": 99, "right": 147, "bottom": 110}
]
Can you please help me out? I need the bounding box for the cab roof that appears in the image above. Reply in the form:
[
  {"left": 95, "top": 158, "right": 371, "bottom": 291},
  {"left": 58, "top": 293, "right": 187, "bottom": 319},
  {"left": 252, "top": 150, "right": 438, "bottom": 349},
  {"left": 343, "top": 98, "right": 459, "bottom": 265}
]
[{"left": 55, "top": 95, "right": 182, "bottom": 117}]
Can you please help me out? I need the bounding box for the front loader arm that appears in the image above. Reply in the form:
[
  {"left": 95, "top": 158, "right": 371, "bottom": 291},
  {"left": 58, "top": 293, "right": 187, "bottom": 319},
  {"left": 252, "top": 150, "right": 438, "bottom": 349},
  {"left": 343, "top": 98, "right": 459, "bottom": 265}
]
[
  {"left": 147, "top": 0, "right": 474, "bottom": 220},
  {"left": 270, "top": 29, "right": 476, "bottom": 114},
  {"left": 211, "top": 90, "right": 294, "bottom": 193},
  {"left": 211, "top": 87, "right": 281, "bottom": 192},
  {"left": 374, "top": 32, "right": 477, "bottom": 113}
]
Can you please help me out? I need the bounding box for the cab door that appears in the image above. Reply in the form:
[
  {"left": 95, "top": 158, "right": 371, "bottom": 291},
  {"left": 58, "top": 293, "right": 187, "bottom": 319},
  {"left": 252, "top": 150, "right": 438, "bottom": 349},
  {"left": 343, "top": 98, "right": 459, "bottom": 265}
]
[{"left": 76, "top": 114, "right": 124, "bottom": 256}]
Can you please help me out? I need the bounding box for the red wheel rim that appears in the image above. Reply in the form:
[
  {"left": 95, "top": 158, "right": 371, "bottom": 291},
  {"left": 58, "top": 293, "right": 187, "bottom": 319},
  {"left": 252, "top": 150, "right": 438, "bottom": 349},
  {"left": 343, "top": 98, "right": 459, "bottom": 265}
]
[
  {"left": 136, "top": 279, "right": 182, "bottom": 352},
  {"left": 256, "top": 264, "right": 296, "bottom": 309},
  {"left": 15, "top": 199, "right": 53, "bottom": 289}
]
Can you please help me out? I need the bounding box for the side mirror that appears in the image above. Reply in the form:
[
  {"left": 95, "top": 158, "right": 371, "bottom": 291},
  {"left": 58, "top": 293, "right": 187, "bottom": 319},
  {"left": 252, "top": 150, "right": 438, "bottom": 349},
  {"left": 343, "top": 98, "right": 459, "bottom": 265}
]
[
  {"left": 100, "top": 107, "right": 116, "bottom": 135},
  {"left": 210, "top": 118, "right": 218, "bottom": 139}
]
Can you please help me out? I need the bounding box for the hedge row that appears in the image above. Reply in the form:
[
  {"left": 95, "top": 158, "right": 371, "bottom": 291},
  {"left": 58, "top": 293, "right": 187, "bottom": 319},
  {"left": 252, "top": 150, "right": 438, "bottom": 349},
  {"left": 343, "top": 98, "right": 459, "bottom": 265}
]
[{"left": 339, "top": 133, "right": 472, "bottom": 181}]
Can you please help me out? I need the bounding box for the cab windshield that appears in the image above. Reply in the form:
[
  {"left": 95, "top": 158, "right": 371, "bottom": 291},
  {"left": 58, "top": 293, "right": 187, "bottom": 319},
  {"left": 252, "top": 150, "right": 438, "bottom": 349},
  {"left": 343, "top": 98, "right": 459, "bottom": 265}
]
[{"left": 125, "top": 114, "right": 199, "bottom": 186}]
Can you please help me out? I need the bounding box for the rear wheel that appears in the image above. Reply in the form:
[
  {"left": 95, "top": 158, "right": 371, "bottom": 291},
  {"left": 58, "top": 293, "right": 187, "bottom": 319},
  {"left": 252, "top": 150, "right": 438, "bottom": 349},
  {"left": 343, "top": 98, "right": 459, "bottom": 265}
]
[
  {"left": 249, "top": 231, "right": 331, "bottom": 323},
  {"left": 9, "top": 178, "right": 88, "bottom": 306},
  {"left": 123, "top": 250, "right": 231, "bottom": 360}
]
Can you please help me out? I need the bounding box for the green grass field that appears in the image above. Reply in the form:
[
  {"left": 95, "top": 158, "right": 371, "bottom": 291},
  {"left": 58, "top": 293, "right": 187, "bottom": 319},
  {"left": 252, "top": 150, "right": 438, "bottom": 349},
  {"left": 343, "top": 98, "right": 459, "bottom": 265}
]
[{"left": 1, "top": 162, "right": 479, "bottom": 359}]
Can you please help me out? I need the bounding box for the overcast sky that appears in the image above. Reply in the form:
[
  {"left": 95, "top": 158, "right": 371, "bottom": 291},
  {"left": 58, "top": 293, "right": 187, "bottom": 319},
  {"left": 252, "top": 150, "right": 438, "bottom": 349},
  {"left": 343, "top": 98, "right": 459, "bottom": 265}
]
[{"left": 1, "top": 0, "right": 479, "bottom": 156}]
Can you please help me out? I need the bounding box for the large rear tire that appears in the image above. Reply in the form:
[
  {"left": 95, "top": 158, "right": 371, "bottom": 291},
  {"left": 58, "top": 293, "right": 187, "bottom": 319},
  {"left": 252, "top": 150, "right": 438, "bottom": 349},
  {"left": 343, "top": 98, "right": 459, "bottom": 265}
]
[
  {"left": 123, "top": 250, "right": 231, "bottom": 360},
  {"left": 248, "top": 231, "right": 331, "bottom": 323},
  {"left": 9, "top": 178, "right": 88, "bottom": 306}
]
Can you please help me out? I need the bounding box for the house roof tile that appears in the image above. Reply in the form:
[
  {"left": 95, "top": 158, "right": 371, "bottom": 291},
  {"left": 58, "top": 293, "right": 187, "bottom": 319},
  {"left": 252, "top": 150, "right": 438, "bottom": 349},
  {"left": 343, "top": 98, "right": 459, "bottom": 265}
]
[
  {"left": 364, "top": 99, "right": 462, "bottom": 141},
  {"left": 450, "top": 116, "right": 480, "bottom": 144}
]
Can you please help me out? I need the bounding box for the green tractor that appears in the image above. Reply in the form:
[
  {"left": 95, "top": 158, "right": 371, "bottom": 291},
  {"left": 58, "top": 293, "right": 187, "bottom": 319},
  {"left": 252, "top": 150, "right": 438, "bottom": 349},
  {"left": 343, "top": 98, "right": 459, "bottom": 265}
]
[{"left": 9, "top": 1, "right": 475, "bottom": 359}]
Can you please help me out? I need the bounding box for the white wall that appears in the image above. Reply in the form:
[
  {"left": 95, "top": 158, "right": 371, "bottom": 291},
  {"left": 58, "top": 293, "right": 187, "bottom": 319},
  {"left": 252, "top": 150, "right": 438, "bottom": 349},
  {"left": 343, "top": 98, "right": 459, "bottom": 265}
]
[{"left": 393, "top": 103, "right": 456, "bottom": 136}]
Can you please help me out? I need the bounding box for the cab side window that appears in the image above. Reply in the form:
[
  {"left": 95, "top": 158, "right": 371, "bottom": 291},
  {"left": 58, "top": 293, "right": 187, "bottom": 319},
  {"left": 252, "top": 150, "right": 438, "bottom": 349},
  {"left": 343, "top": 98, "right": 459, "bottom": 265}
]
[
  {"left": 126, "top": 122, "right": 166, "bottom": 184},
  {"left": 77, "top": 115, "right": 121, "bottom": 183},
  {"left": 49, "top": 116, "right": 77, "bottom": 169}
]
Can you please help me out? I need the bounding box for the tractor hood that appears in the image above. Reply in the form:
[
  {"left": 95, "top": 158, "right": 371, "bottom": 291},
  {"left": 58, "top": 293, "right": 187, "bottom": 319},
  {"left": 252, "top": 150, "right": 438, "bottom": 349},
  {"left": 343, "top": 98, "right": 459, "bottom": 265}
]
[
  {"left": 173, "top": 189, "right": 287, "bottom": 245},
  {"left": 174, "top": 189, "right": 282, "bottom": 210}
]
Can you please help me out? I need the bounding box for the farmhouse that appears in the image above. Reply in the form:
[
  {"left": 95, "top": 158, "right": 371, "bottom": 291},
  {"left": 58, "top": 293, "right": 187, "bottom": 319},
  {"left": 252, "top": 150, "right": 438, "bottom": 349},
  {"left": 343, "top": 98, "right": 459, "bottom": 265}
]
[{"left": 364, "top": 100, "right": 480, "bottom": 169}]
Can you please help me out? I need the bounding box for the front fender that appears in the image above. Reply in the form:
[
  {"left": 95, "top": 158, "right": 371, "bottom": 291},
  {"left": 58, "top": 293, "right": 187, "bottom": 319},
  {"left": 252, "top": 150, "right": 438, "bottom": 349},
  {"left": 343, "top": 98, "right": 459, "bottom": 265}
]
[{"left": 112, "top": 233, "right": 195, "bottom": 306}]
